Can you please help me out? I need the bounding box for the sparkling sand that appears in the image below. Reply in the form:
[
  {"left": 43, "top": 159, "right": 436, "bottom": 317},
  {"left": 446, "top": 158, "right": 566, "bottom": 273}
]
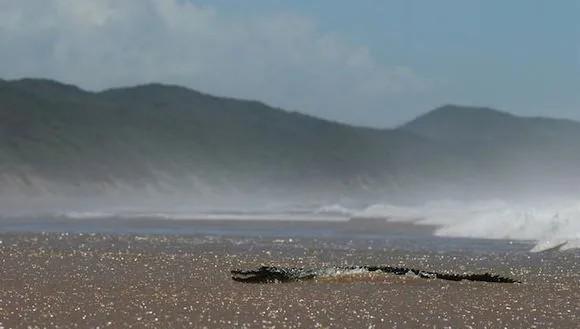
[{"left": 0, "top": 225, "right": 578, "bottom": 328}]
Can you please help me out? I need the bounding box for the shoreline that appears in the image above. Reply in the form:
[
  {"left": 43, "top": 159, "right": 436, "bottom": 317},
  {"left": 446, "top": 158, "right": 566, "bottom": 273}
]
[
  {"left": 0, "top": 216, "right": 529, "bottom": 254},
  {"left": 0, "top": 215, "right": 437, "bottom": 236}
]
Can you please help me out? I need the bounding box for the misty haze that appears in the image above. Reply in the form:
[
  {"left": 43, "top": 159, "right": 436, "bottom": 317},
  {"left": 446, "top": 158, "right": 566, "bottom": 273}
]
[{"left": 0, "top": 1, "right": 579, "bottom": 328}]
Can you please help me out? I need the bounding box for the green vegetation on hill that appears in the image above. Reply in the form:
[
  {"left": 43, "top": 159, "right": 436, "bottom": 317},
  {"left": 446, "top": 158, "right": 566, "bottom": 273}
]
[
  {"left": 1, "top": 79, "right": 579, "bottom": 202},
  {"left": 400, "top": 104, "right": 580, "bottom": 195}
]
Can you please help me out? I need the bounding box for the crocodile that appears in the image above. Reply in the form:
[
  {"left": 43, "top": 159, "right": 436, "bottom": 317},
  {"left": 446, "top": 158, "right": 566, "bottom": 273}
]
[{"left": 232, "top": 265, "right": 520, "bottom": 284}]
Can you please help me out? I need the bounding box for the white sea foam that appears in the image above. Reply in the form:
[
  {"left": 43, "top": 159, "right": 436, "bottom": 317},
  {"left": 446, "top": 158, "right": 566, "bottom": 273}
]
[
  {"left": 353, "top": 200, "right": 580, "bottom": 252},
  {"left": 60, "top": 211, "right": 116, "bottom": 220},
  {"left": 56, "top": 199, "right": 580, "bottom": 252},
  {"left": 60, "top": 210, "right": 345, "bottom": 222},
  {"left": 314, "top": 204, "right": 354, "bottom": 216}
]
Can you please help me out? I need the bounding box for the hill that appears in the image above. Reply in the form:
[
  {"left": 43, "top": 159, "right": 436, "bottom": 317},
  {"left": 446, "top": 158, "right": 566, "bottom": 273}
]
[
  {"left": 0, "top": 79, "right": 466, "bottom": 207},
  {"left": 402, "top": 104, "right": 580, "bottom": 146},
  {"left": 1, "top": 80, "right": 579, "bottom": 209},
  {"left": 400, "top": 105, "right": 580, "bottom": 196}
]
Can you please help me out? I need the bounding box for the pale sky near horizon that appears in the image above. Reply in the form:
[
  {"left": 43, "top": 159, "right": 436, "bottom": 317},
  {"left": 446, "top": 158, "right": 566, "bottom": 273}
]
[{"left": 0, "top": 0, "right": 579, "bottom": 127}]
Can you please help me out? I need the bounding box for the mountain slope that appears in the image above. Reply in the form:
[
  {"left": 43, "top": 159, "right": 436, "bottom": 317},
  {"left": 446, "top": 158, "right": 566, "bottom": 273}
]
[
  {"left": 400, "top": 105, "right": 580, "bottom": 195},
  {"left": 1, "top": 80, "right": 580, "bottom": 206},
  {"left": 0, "top": 78, "right": 466, "bottom": 204},
  {"left": 402, "top": 104, "right": 580, "bottom": 145}
]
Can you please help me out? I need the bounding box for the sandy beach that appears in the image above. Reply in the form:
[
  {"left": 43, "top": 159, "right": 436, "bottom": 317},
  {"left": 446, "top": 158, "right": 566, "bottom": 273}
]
[{"left": 0, "top": 220, "right": 578, "bottom": 328}]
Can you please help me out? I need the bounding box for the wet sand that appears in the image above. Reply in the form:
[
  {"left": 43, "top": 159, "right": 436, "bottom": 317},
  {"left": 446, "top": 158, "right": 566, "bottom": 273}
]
[{"left": 0, "top": 227, "right": 579, "bottom": 328}]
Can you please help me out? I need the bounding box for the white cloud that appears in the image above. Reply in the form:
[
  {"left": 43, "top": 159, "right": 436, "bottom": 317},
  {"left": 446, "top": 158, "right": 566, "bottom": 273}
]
[{"left": 0, "top": 0, "right": 431, "bottom": 125}]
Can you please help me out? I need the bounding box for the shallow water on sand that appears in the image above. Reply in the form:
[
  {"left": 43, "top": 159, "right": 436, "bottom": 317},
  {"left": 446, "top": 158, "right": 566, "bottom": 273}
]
[{"left": 0, "top": 216, "right": 534, "bottom": 254}]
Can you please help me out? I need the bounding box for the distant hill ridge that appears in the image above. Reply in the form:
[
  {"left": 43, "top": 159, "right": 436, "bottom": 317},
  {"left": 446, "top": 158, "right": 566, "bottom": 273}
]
[
  {"left": 1, "top": 77, "right": 580, "bottom": 204},
  {"left": 403, "top": 104, "right": 580, "bottom": 143}
]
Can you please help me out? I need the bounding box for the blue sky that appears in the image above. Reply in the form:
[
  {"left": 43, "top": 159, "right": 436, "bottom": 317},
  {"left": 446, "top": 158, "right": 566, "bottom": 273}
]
[
  {"left": 199, "top": 0, "right": 580, "bottom": 120},
  {"left": 1, "top": 0, "right": 579, "bottom": 126}
]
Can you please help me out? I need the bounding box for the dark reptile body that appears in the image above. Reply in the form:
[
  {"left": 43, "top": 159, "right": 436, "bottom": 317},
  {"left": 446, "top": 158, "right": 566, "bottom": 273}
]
[{"left": 232, "top": 266, "right": 520, "bottom": 284}]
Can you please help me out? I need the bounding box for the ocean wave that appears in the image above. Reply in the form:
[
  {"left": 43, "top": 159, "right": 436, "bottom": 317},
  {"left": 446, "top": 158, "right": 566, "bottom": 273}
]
[
  {"left": 59, "top": 211, "right": 116, "bottom": 220},
  {"left": 352, "top": 200, "right": 580, "bottom": 252},
  {"left": 59, "top": 210, "right": 345, "bottom": 222},
  {"left": 56, "top": 200, "right": 580, "bottom": 251},
  {"left": 314, "top": 204, "right": 354, "bottom": 216}
]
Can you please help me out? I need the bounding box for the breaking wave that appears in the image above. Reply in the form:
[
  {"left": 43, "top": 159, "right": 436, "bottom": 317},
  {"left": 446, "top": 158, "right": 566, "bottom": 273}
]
[
  {"left": 59, "top": 209, "right": 345, "bottom": 222},
  {"left": 351, "top": 200, "right": 580, "bottom": 252},
  {"left": 53, "top": 200, "right": 580, "bottom": 252}
]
